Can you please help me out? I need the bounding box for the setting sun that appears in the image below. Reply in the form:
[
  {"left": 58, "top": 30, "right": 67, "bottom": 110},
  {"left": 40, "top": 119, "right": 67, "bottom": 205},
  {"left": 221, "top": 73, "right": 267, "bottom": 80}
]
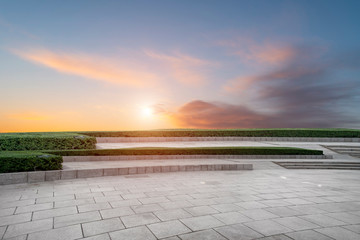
[{"left": 142, "top": 107, "right": 153, "bottom": 117}]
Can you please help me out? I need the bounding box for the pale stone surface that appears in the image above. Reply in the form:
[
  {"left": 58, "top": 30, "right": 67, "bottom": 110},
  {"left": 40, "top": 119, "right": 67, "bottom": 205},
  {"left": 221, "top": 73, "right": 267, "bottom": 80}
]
[
  {"left": 121, "top": 212, "right": 160, "bottom": 228},
  {"left": 4, "top": 218, "right": 53, "bottom": 238},
  {"left": 215, "top": 224, "right": 264, "bottom": 240},
  {"left": 27, "top": 224, "right": 83, "bottom": 240},
  {"left": 180, "top": 229, "right": 227, "bottom": 240},
  {"left": 110, "top": 226, "right": 156, "bottom": 240},
  {"left": 1, "top": 166, "right": 360, "bottom": 239},
  {"left": 147, "top": 220, "right": 191, "bottom": 239},
  {"left": 82, "top": 218, "right": 124, "bottom": 237}
]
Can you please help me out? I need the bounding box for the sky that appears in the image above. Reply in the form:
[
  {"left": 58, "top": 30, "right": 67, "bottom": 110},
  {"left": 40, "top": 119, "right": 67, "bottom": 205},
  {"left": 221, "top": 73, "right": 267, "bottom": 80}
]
[{"left": 1, "top": 0, "right": 359, "bottom": 132}]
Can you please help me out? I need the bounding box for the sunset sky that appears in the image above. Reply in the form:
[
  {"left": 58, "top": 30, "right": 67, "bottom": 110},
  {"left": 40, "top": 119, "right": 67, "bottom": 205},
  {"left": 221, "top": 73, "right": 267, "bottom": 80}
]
[{"left": 1, "top": 0, "right": 360, "bottom": 132}]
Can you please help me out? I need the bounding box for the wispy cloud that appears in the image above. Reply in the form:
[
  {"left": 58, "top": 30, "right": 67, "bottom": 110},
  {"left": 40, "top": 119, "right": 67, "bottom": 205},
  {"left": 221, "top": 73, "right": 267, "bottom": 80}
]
[
  {"left": 12, "top": 48, "right": 158, "bottom": 87},
  {"left": 219, "top": 37, "right": 301, "bottom": 65},
  {"left": 145, "top": 50, "right": 213, "bottom": 86}
]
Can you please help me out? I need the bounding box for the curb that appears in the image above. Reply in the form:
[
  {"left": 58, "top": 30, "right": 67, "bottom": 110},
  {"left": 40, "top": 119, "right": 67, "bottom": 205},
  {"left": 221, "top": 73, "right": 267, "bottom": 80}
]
[
  {"left": 63, "top": 154, "right": 332, "bottom": 162},
  {"left": 96, "top": 137, "right": 360, "bottom": 143},
  {"left": 0, "top": 163, "right": 252, "bottom": 185}
]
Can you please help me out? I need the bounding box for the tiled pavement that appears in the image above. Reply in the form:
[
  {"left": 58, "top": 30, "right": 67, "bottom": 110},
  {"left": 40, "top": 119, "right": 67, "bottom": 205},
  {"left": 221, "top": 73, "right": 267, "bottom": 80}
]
[{"left": 1, "top": 169, "right": 360, "bottom": 240}]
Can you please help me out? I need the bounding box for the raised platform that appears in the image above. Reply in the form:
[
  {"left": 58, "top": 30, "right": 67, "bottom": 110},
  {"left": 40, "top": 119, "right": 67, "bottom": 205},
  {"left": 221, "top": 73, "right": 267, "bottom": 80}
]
[
  {"left": 96, "top": 137, "right": 360, "bottom": 143},
  {"left": 63, "top": 154, "right": 332, "bottom": 162},
  {"left": 0, "top": 163, "right": 252, "bottom": 185}
]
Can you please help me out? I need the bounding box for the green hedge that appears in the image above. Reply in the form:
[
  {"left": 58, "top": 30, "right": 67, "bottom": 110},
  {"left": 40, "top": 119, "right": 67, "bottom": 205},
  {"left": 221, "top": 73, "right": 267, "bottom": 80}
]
[
  {"left": 46, "top": 147, "right": 323, "bottom": 156},
  {"left": 79, "top": 128, "right": 360, "bottom": 138},
  {"left": 0, "top": 132, "right": 96, "bottom": 151},
  {"left": 0, "top": 151, "right": 63, "bottom": 173}
]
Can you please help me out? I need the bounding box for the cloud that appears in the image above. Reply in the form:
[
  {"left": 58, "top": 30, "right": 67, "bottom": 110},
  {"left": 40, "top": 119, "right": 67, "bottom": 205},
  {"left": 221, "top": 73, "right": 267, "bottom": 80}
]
[
  {"left": 167, "top": 45, "right": 360, "bottom": 128},
  {"left": 12, "top": 48, "right": 158, "bottom": 87},
  {"left": 145, "top": 50, "right": 213, "bottom": 86},
  {"left": 219, "top": 37, "right": 300, "bottom": 65}
]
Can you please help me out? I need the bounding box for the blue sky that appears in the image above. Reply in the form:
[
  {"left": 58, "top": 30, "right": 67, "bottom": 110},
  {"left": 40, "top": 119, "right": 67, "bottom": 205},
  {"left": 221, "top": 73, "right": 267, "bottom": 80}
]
[{"left": 0, "top": 0, "right": 359, "bottom": 132}]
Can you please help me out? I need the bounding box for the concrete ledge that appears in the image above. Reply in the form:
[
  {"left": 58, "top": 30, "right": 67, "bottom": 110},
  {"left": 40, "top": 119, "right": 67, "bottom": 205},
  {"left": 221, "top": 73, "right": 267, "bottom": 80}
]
[
  {"left": 63, "top": 154, "right": 332, "bottom": 162},
  {"left": 96, "top": 137, "right": 360, "bottom": 143},
  {"left": 0, "top": 163, "right": 252, "bottom": 185}
]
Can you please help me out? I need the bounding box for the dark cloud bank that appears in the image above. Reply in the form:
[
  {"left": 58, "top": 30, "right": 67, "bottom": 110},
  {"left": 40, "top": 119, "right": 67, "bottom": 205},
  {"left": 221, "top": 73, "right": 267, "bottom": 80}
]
[{"left": 172, "top": 46, "right": 360, "bottom": 128}]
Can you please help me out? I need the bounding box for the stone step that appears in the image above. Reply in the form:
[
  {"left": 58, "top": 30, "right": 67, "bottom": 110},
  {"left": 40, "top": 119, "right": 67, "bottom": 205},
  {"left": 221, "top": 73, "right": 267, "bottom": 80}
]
[
  {"left": 0, "top": 163, "right": 252, "bottom": 185},
  {"left": 62, "top": 155, "right": 332, "bottom": 162},
  {"left": 275, "top": 161, "right": 360, "bottom": 170}
]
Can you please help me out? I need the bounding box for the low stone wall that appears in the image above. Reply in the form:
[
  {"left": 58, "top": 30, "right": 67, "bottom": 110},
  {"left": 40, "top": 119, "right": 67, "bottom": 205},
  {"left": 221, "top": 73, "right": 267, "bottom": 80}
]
[
  {"left": 63, "top": 154, "right": 332, "bottom": 162},
  {"left": 0, "top": 163, "right": 252, "bottom": 185},
  {"left": 96, "top": 137, "right": 360, "bottom": 143}
]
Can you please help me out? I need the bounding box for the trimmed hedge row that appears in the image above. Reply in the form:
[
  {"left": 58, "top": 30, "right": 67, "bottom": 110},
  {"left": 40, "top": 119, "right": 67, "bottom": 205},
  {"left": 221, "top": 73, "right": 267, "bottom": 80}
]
[
  {"left": 0, "top": 133, "right": 96, "bottom": 151},
  {"left": 0, "top": 151, "right": 63, "bottom": 173},
  {"left": 79, "top": 128, "right": 360, "bottom": 138},
  {"left": 46, "top": 147, "right": 324, "bottom": 156}
]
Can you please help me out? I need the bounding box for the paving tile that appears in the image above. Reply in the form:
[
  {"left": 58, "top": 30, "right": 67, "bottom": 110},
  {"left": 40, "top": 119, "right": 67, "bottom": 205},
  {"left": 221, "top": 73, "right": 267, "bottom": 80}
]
[
  {"left": 100, "top": 206, "right": 134, "bottom": 219},
  {"left": 82, "top": 218, "right": 124, "bottom": 237},
  {"left": 266, "top": 206, "right": 302, "bottom": 217},
  {"left": 184, "top": 206, "right": 219, "bottom": 216},
  {"left": 121, "top": 213, "right": 160, "bottom": 228},
  {"left": 300, "top": 214, "right": 346, "bottom": 227},
  {"left": 15, "top": 202, "right": 53, "bottom": 214},
  {"left": 110, "top": 226, "right": 156, "bottom": 240},
  {"left": 343, "top": 224, "right": 360, "bottom": 234},
  {"left": 139, "top": 197, "right": 170, "bottom": 204},
  {"left": 213, "top": 211, "right": 252, "bottom": 224},
  {"left": 214, "top": 223, "right": 264, "bottom": 240},
  {"left": 288, "top": 205, "right": 328, "bottom": 215},
  {"left": 283, "top": 198, "right": 313, "bottom": 205},
  {"left": 326, "top": 212, "right": 360, "bottom": 224},
  {"left": 180, "top": 215, "right": 224, "bottom": 231},
  {"left": 55, "top": 198, "right": 95, "bottom": 208},
  {"left": 244, "top": 220, "right": 292, "bottom": 236},
  {"left": 162, "top": 237, "right": 180, "bottom": 240},
  {"left": 240, "top": 208, "right": 278, "bottom": 220},
  {"left": 121, "top": 193, "right": 147, "bottom": 199},
  {"left": 82, "top": 233, "right": 111, "bottom": 240},
  {"left": 0, "top": 207, "right": 15, "bottom": 217},
  {"left": 94, "top": 195, "right": 124, "bottom": 203},
  {"left": 36, "top": 194, "right": 74, "bottom": 204},
  {"left": 0, "top": 226, "right": 6, "bottom": 239},
  {"left": 148, "top": 220, "right": 191, "bottom": 239},
  {"left": 153, "top": 209, "right": 192, "bottom": 221},
  {"left": 0, "top": 213, "right": 31, "bottom": 226},
  {"left": 54, "top": 211, "right": 102, "bottom": 228},
  {"left": 274, "top": 216, "right": 319, "bottom": 231},
  {"left": 315, "top": 226, "right": 360, "bottom": 240},
  {"left": 160, "top": 200, "right": 193, "bottom": 209},
  {"left": 27, "top": 224, "right": 83, "bottom": 240},
  {"left": 210, "top": 203, "right": 242, "bottom": 212},
  {"left": 235, "top": 201, "right": 268, "bottom": 209},
  {"left": 131, "top": 203, "right": 163, "bottom": 213},
  {"left": 109, "top": 199, "right": 142, "bottom": 208},
  {"left": 286, "top": 229, "right": 333, "bottom": 240},
  {"left": 257, "top": 234, "right": 293, "bottom": 240},
  {"left": 4, "top": 218, "right": 53, "bottom": 239},
  {"left": 180, "top": 229, "right": 227, "bottom": 240},
  {"left": 33, "top": 206, "right": 78, "bottom": 220},
  {"left": 78, "top": 202, "right": 111, "bottom": 213}
]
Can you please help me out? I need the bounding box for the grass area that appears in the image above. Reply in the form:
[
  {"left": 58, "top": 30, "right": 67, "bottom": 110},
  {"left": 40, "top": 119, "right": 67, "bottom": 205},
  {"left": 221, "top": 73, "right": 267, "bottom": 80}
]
[
  {"left": 79, "top": 128, "right": 360, "bottom": 138},
  {"left": 45, "top": 147, "right": 323, "bottom": 156},
  {"left": 0, "top": 132, "right": 96, "bottom": 151},
  {"left": 0, "top": 151, "right": 63, "bottom": 173}
]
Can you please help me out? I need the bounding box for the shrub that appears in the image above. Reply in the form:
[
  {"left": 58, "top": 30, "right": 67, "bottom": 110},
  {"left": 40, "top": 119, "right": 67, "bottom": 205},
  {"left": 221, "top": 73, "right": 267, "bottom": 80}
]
[
  {"left": 0, "top": 151, "right": 63, "bottom": 173},
  {"left": 79, "top": 128, "right": 360, "bottom": 138},
  {"left": 0, "top": 132, "right": 96, "bottom": 151},
  {"left": 46, "top": 147, "right": 323, "bottom": 156}
]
